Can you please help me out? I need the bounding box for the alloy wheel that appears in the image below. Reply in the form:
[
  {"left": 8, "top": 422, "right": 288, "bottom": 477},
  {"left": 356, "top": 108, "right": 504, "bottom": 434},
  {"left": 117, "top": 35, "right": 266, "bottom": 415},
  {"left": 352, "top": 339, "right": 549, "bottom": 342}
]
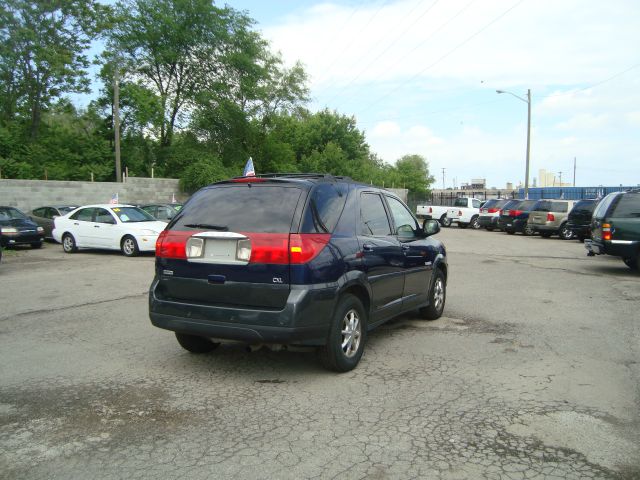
[{"left": 341, "top": 309, "right": 362, "bottom": 358}]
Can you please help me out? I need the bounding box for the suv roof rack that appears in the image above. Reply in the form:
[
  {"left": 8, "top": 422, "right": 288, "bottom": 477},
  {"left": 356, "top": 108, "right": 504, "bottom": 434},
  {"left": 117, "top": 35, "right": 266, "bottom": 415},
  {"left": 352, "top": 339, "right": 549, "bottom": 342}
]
[{"left": 255, "top": 172, "right": 352, "bottom": 181}]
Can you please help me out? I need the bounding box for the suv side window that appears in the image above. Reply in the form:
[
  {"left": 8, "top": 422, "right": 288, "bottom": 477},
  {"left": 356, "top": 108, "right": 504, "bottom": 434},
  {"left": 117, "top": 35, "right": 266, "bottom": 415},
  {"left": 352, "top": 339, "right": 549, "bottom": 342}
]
[
  {"left": 472, "top": 199, "right": 481, "bottom": 208},
  {"left": 360, "top": 193, "right": 391, "bottom": 236},
  {"left": 301, "top": 183, "right": 348, "bottom": 234},
  {"left": 33, "top": 207, "right": 45, "bottom": 217},
  {"left": 385, "top": 196, "right": 419, "bottom": 239},
  {"left": 611, "top": 194, "right": 640, "bottom": 218}
]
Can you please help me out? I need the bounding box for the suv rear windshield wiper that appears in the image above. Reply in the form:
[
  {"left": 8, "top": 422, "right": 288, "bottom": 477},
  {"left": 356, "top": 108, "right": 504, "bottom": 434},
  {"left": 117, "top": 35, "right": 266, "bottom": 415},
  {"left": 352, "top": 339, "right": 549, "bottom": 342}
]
[{"left": 184, "top": 223, "right": 229, "bottom": 231}]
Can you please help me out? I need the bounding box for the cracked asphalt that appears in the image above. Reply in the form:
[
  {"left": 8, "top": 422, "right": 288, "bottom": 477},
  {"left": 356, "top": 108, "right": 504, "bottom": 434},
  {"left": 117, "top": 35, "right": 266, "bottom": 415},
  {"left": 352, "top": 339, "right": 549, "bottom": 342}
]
[{"left": 1, "top": 228, "right": 639, "bottom": 479}]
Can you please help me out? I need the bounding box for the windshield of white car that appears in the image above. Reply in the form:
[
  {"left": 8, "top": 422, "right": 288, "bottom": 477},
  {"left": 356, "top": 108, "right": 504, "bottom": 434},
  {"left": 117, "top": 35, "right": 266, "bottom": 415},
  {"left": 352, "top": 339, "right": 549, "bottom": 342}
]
[{"left": 111, "top": 207, "right": 156, "bottom": 223}]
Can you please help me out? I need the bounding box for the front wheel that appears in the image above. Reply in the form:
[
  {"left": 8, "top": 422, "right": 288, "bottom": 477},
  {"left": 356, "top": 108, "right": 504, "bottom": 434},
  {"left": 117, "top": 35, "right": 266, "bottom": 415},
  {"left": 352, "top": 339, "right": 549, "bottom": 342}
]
[
  {"left": 559, "top": 224, "right": 573, "bottom": 240},
  {"left": 121, "top": 235, "right": 139, "bottom": 257},
  {"left": 623, "top": 257, "right": 639, "bottom": 271},
  {"left": 470, "top": 216, "right": 481, "bottom": 230},
  {"left": 319, "top": 294, "right": 366, "bottom": 372},
  {"left": 419, "top": 269, "right": 446, "bottom": 320}
]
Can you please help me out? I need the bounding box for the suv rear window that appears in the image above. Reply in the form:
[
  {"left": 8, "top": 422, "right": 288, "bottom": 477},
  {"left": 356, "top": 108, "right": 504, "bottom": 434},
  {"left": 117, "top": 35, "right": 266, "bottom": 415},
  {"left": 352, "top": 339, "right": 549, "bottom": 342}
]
[
  {"left": 571, "top": 199, "right": 597, "bottom": 215},
  {"left": 611, "top": 194, "right": 640, "bottom": 218},
  {"left": 173, "top": 184, "right": 303, "bottom": 233},
  {"left": 593, "top": 193, "right": 619, "bottom": 219},
  {"left": 533, "top": 200, "right": 568, "bottom": 213},
  {"left": 518, "top": 200, "right": 538, "bottom": 211}
]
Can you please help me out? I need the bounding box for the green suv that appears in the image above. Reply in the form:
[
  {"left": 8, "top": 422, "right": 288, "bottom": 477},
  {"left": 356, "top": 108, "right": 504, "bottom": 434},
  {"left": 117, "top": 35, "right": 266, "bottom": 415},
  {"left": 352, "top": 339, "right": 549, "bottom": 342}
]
[{"left": 585, "top": 189, "right": 640, "bottom": 270}]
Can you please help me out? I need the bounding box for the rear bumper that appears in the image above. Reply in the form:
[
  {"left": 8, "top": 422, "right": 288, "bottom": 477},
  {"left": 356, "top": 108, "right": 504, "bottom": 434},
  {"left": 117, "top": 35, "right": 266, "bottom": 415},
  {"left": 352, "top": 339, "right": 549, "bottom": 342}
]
[
  {"left": 149, "top": 280, "right": 337, "bottom": 345},
  {"left": 478, "top": 216, "right": 498, "bottom": 227},
  {"left": 567, "top": 222, "right": 590, "bottom": 237},
  {"left": 585, "top": 239, "right": 639, "bottom": 258},
  {"left": 530, "top": 224, "right": 558, "bottom": 233},
  {"left": 501, "top": 218, "right": 527, "bottom": 232}
]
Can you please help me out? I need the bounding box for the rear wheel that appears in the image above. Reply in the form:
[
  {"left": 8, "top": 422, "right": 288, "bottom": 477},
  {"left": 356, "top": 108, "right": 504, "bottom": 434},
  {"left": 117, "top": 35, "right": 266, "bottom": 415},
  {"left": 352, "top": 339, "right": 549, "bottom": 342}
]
[
  {"left": 442, "top": 216, "right": 452, "bottom": 227},
  {"left": 439, "top": 214, "right": 447, "bottom": 226},
  {"left": 419, "top": 269, "right": 446, "bottom": 320},
  {"left": 470, "top": 215, "right": 481, "bottom": 229},
  {"left": 623, "top": 257, "right": 639, "bottom": 271},
  {"left": 62, "top": 233, "right": 77, "bottom": 253},
  {"left": 319, "top": 294, "right": 366, "bottom": 372},
  {"left": 559, "top": 223, "right": 573, "bottom": 240},
  {"left": 523, "top": 224, "right": 535, "bottom": 236},
  {"left": 175, "top": 333, "right": 220, "bottom": 353},
  {"left": 121, "top": 235, "right": 139, "bottom": 257}
]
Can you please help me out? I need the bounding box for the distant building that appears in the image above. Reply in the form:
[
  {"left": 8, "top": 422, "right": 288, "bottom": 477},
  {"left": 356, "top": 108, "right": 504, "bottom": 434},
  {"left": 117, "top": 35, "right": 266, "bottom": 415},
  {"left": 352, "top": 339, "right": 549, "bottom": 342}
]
[
  {"left": 460, "top": 178, "right": 486, "bottom": 190},
  {"left": 538, "top": 169, "right": 572, "bottom": 187}
]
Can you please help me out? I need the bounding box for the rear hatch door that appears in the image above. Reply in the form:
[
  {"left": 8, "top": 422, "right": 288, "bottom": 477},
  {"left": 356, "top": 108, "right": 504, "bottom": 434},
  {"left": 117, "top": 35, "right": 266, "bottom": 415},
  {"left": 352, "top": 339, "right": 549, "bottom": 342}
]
[{"left": 155, "top": 181, "right": 306, "bottom": 310}]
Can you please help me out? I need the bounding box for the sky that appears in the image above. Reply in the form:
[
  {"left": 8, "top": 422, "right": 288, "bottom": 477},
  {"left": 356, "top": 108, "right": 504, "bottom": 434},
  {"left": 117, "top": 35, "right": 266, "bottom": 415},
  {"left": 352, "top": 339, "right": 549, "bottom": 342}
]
[{"left": 79, "top": 0, "right": 640, "bottom": 189}]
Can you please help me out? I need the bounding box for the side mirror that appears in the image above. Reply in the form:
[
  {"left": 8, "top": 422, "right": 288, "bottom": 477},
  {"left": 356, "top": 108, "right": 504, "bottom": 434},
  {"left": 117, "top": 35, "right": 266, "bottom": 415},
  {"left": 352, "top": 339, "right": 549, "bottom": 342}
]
[{"left": 422, "top": 219, "right": 440, "bottom": 236}]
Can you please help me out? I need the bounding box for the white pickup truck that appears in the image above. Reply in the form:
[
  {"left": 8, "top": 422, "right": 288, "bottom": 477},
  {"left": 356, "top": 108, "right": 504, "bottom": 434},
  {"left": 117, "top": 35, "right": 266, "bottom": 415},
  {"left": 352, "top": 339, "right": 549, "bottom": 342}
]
[
  {"left": 416, "top": 197, "right": 482, "bottom": 227},
  {"left": 446, "top": 197, "right": 483, "bottom": 229}
]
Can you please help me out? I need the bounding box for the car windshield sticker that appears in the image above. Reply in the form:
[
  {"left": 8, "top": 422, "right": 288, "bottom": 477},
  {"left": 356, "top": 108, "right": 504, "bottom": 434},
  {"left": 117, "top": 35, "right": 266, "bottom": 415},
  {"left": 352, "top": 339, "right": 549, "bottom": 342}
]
[
  {"left": 120, "top": 214, "right": 129, "bottom": 221},
  {"left": 113, "top": 208, "right": 120, "bottom": 212}
]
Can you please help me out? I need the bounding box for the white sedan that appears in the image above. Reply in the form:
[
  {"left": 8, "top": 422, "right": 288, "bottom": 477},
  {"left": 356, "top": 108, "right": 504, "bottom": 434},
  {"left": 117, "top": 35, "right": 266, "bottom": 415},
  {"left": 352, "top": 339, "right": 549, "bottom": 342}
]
[{"left": 52, "top": 204, "right": 168, "bottom": 257}]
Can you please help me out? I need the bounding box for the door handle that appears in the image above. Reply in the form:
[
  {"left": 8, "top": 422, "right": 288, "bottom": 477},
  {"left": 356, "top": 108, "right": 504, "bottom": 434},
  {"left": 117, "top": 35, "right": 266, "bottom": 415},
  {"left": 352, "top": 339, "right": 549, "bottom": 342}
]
[
  {"left": 401, "top": 245, "right": 410, "bottom": 251},
  {"left": 362, "top": 243, "right": 374, "bottom": 252},
  {"left": 94, "top": 225, "right": 100, "bottom": 228},
  {"left": 73, "top": 222, "right": 79, "bottom": 225}
]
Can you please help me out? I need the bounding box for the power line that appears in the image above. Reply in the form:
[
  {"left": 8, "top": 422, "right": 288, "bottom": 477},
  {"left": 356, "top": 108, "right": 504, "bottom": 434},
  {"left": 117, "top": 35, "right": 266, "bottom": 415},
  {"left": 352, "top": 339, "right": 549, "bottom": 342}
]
[
  {"left": 353, "top": 0, "right": 526, "bottom": 117},
  {"left": 326, "top": 0, "right": 440, "bottom": 98},
  {"left": 315, "top": 0, "right": 392, "bottom": 86},
  {"left": 541, "top": 62, "right": 640, "bottom": 98}
]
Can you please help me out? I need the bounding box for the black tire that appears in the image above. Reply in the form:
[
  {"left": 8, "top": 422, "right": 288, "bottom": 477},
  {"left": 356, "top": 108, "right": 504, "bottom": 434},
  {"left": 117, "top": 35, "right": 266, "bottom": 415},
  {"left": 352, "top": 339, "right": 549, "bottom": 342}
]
[
  {"left": 419, "top": 269, "right": 446, "bottom": 320},
  {"left": 439, "top": 214, "right": 447, "bottom": 226},
  {"left": 31, "top": 242, "right": 42, "bottom": 249},
  {"left": 540, "top": 232, "right": 552, "bottom": 238},
  {"left": 175, "top": 332, "right": 220, "bottom": 353},
  {"left": 523, "top": 224, "right": 535, "bottom": 236},
  {"left": 470, "top": 215, "right": 481, "bottom": 230},
  {"left": 121, "top": 235, "right": 139, "bottom": 257},
  {"left": 62, "top": 233, "right": 77, "bottom": 253},
  {"left": 623, "top": 257, "right": 639, "bottom": 271},
  {"left": 559, "top": 223, "right": 573, "bottom": 240},
  {"left": 442, "top": 216, "right": 452, "bottom": 227},
  {"left": 318, "top": 294, "right": 367, "bottom": 372}
]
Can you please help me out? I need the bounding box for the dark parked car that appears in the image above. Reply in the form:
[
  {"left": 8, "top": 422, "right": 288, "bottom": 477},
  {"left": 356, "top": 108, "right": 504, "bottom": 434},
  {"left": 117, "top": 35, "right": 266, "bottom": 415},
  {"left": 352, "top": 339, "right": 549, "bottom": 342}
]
[
  {"left": 30, "top": 205, "right": 78, "bottom": 239},
  {"left": 0, "top": 206, "right": 45, "bottom": 248},
  {"left": 139, "top": 203, "right": 183, "bottom": 222},
  {"left": 566, "top": 199, "right": 599, "bottom": 242},
  {"left": 149, "top": 174, "right": 448, "bottom": 372},
  {"left": 478, "top": 198, "right": 512, "bottom": 231},
  {"left": 498, "top": 199, "right": 538, "bottom": 235},
  {"left": 585, "top": 190, "right": 640, "bottom": 270}
]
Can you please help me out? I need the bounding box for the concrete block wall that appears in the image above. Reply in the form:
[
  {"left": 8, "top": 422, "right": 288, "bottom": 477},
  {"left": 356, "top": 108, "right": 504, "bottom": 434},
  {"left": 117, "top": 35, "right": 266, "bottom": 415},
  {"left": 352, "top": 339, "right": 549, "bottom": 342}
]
[{"left": 0, "top": 178, "right": 188, "bottom": 213}]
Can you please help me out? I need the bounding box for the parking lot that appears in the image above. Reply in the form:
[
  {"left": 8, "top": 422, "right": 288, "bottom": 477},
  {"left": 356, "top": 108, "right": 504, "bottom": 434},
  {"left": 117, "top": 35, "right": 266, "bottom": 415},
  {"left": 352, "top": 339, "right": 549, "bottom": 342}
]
[{"left": 1, "top": 228, "right": 639, "bottom": 479}]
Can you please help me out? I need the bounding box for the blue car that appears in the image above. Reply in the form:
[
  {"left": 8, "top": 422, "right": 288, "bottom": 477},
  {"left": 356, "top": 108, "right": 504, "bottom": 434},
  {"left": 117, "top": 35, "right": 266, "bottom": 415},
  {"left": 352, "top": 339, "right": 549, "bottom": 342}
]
[
  {"left": 149, "top": 174, "right": 448, "bottom": 371},
  {"left": 0, "top": 206, "right": 45, "bottom": 249}
]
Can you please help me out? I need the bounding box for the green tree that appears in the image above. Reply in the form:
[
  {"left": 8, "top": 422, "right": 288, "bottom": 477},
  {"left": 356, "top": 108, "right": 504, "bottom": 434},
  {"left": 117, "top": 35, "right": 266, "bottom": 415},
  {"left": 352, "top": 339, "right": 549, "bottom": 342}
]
[
  {"left": 0, "top": 0, "right": 109, "bottom": 138},
  {"left": 392, "top": 154, "right": 436, "bottom": 194}
]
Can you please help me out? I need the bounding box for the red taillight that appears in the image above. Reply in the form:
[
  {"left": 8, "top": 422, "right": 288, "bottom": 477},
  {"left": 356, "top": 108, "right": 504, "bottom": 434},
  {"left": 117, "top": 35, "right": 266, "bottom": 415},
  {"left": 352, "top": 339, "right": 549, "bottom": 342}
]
[
  {"left": 509, "top": 209, "right": 521, "bottom": 217},
  {"left": 243, "top": 233, "right": 331, "bottom": 264},
  {"left": 289, "top": 234, "right": 331, "bottom": 264},
  {"left": 428, "top": 207, "right": 433, "bottom": 213},
  {"left": 156, "top": 230, "right": 198, "bottom": 258},
  {"left": 546, "top": 213, "right": 555, "bottom": 222},
  {"left": 487, "top": 208, "right": 499, "bottom": 213},
  {"left": 458, "top": 210, "right": 463, "bottom": 216},
  {"left": 602, "top": 223, "right": 611, "bottom": 241}
]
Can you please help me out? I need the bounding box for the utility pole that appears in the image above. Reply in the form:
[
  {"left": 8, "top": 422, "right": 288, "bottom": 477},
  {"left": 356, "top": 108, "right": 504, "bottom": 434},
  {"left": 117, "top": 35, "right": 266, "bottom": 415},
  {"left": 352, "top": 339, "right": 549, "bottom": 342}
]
[
  {"left": 558, "top": 171, "right": 563, "bottom": 186},
  {"left": 573, "top": 157, "right": 576, "bottom": 187},
  {"left": 114, "top": 67, "right": 122, "bottom": 183},
  {"left": 441, "top": 168, "right": 446, "bottom": 190}
]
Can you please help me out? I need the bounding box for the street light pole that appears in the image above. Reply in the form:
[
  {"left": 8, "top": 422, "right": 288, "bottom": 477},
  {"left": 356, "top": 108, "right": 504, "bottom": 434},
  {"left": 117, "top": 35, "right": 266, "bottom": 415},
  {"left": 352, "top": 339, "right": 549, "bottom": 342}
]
[{"left": 496, "top": 88, "right": 531, "bottom": 199}]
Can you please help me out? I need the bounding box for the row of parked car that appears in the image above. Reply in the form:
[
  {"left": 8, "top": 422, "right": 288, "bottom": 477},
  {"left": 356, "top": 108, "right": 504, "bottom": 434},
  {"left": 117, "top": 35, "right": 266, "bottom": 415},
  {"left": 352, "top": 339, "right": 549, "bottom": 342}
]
[
  {"left": 0, "top": 203, "right": 183, "bottom": 258},
  {"left": 418, "top": 189, "right": 640, "bottom": 271}
]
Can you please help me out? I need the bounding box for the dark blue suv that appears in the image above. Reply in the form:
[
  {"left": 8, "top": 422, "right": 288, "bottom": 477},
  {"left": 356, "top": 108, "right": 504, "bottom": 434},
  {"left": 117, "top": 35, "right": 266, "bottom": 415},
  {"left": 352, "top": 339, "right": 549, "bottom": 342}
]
[{"left": 149, "top": 174, "right": 447, "bottom": 371}]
